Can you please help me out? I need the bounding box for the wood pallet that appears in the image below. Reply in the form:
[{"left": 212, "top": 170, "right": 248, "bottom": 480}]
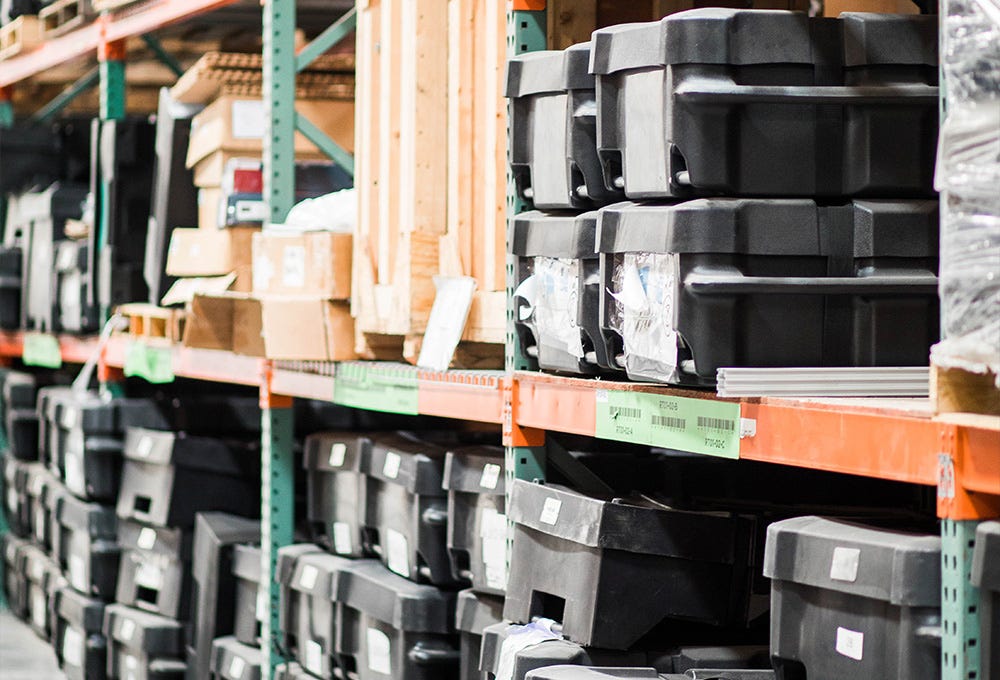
[
  {"left": 39, "top": 0, "right": 94, "bottom": 39},
  {"left": 171, "top": 67, "right": 354, "bottom": 105},
  {"left": 0, "top": 16, "right": 43, "bottom": 61},
  {"left": 932, "top": 363, "right": 1000, "bottom": 420},
  {"left": 91, "top": 0, "right": 145, "bottom": 11},
  {"left": 116, "top": 304, "right": 186, "bottom": 345}
]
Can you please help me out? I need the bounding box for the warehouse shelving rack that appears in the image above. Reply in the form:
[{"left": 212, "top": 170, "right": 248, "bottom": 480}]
[{"left": 0, "top": 1, "right": 997, "bottom": 679}]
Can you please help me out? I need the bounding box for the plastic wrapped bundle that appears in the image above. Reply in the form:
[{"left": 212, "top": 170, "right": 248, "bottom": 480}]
[{"left": 932, "top": 0, "right": 1000, "bottom": 381}]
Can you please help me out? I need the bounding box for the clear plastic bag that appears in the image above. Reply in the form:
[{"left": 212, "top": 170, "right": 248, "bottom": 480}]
[
  {"left": 609, "top": 252, "right": 680, "bottom": 381},
  {"left": 533, "top": 256, "right": 584, "bottom": 359}
]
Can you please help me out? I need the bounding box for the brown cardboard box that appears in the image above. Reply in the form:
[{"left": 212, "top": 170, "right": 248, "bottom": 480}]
[
  {"left": 252, "top": 231, "right": 352, "bottom": 300},
  {"left": 182, "top": 292, "right": 264, "bottom": 356},
  {"left": 824, "top": 0, "right": 918, "bottom": 13},
  {"left": 165, "top": 227, "right": 258, "bottom": 281},
  {"left": 198, "top": 188, "right": 223, "bottom": 230},
  {"left": 186, "top": 96, "right": 355, "bottom": 169},
  {"left": 260, "top": 297, "right": 355, "bottom": 361}
]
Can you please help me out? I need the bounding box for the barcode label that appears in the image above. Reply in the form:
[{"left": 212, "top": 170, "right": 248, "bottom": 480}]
[
  {"left": 611, "top": 406, "right": 641, "bottom": 420},
  {"left": 697, "top": 416, "right": 735, "bottom": 432},
  {"left": 651, "top": 415, "right": 686, "bottom": 430}
]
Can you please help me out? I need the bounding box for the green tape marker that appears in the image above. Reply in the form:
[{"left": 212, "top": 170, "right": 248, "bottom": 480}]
[
  {"left": 23, "top": 333, "right": 62, "bottom": 369},
  {"left": 333, "top": 363, "right": 419, "bottom": 415},
  {"left": 124, "top": 342, "right": 175, "bottom": 384}
]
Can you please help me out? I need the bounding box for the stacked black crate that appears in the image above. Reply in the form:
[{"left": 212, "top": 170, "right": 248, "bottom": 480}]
[{"left": 108, "top": 426, "right": 261, "bottom": 679}]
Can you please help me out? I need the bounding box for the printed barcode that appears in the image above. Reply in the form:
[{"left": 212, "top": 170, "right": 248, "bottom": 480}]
[
  {"left": 651, "top": 415, "right": 686, "bottom": 430},
  {"left": 697, "top": 416, "right": 735, "bottom": 432},
  {"left": 611, "top": 406, "right": 641, "bottom": 420}
]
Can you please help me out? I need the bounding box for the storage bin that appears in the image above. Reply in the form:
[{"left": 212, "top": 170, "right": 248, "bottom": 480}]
[
  {"left": 331, "top": 559, "right": 460, "bottom": 680},
  {"left": 3, "top": 533, "right": 29, "bottom": 618},
  {"left": 24, "top": 544, "right": 66, "bottom": 640},
  {"left": 506, "top": 42, "right": 623, "bottom": 210},
  {"left": 590, "top": 10, "right": 938, "bottom": 199},
  {"left": 3, "top": 369, "right": 38, "bottom": 409},
  {"left": 596, "top": 199, "right": 939, "bottom": 385},
  {"left": 53, "top": 585, "right": 108, "bottom": 680},
  {"left": 25, "top": 463, "right": 56, "bottom": 548},
  {"left": 3, "top": 370, "right": 38, "bottom": 459},
  {"left": 103, "top": 604, "right": 187, "bottom": 680},
  {"left": 971, "top": 521, "right": 999, "bottom": 680},
  {"left": 117, "top": 428, "right": 259, "bottom": 528},
  {"left": 232, "top": 544, "right": 263, "bottom": 647},
  {"left": 763, "top": 516, "right": 941, "bottom": 680},
  {"left": 303, "top": 431, "right": 370, "bottom": 557},
  {"left": 456, "top": 589, "right": 504, "bottom": 680},
  {"left": 444, "top": 447, "right": 508, "bottom": 594},
  {"left": 505, "top": 480, "right": 757, "bottom": 649},
  {"left": 52, "top": 490, "right": 119, "bottom": 599},
  {"left": 53, "top": 238, "right": 98, "bottom": 333},
  {"left": 510, "top": 211, "right": 617, "bottom": 375},
  {"left": 525, "top": 669, "right": 774, "bottom": 680},
  {"left": 115, "top": 520, "right": 193, "bottom": 620},
  {"left": 4, "top": 457, "right": 32, "bottom": 537},
  {"left": 362, "top": 433, "right": 456, "bottom": 585},
  {"left": 277, "top": 544, "right": 345, "bottom": 678},
  {"left": 0, "top": 245, "right": 21, "bottom": 329},
  {"left": 189, "top": 512, "right": 261, "bottom": 680},
  {"left": 210, "top": 636, "right": 263, "bottom": 680}
]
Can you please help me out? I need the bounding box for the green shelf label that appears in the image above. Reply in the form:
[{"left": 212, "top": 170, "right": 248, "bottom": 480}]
[
  {"left": 124, "top": 342, "right": 175, "bottom": 384},
  {"left": 595, "top": 389, "right": 741, "bottom": 459},
  {"left": 333, "top": 363, "right": 419, "bottom": 415},
  {"left": 22, "top": 333, "right": 62, "bottom": 369}
]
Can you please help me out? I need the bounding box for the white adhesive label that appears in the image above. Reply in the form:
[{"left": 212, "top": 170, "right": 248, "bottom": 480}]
[
  {"left": 328, "top": 443, "right": 347, "bottom": 467},
  {"left": 30, "top": 474, "right": 44, "bottom": 495},
  {"left": 479, "top": 463, "right": 501, "bottom": 490},
  {"left": 332, "top": 522, "right": 353, "bottom": 555},
  {"left": 64, "top": 451, "right": 85, "bottom": 495},
  {"left": 297, "top": 564, "right": 319, "bottom": 590},
  {"left": 136, "top": 436, "right": 153, "bottom": 458},
  {"left": 234, "top": 200, "right": 267, "bottom": 222},
  {"left": 539, "top": 498, "right": 561, "bottom": 525},
  {"left": 382, "top": 452, "right": 401, "bottom": 480},
  {"left": 231, "top": 100, "right": 266, "bottom": 139},
  {"left": 31, "top": 588, "right": 47, "bottom": 629},
  {"left": 385, "top": 529, "right": 410, "bottom": 578},
  {"left": 835, "top": 627, "right": 864, "bottom": 661},
  {"left": 137, "top": 527, "right": 157, "bottom": 551},
  {"left": 61, "top": 407, "right": 78, "bottom": 429},
  {"left": 366, "top": 628, "right": 392, "bottom": 675},
  {"left": 281, "top": 246, "right": 306, "bottom": 288},
  {"left": 62, "top": 627, "right": 83, "bottom": 666},
  {"left": 30, "top": 559, "right": 45, "bottom": 581},
  {"left": 256, "top": 588, "right": 267, "bottom": 623},
  {"left": 119, "top": 618, "right": 136, "bottom": 641},
  {"left": 229, "top": 655, "right": 247, "bottom": 679},
  {"left": 6, "top": 487, "right": 16, "bottom": 512},
  {"left": 830, "top": 547, "right": 861, "bottom": 583},
  {"left": 124, "top": 653, "right": 139, "bottom": 680},
  {"left": 68, "top": 554, "right": 87, "bottom": 592},
  {"left": 303, "top": 639, "right": 324, "bottom": 675},
  {"left": 480, "top": 507, "right": 509, "bottom": 590},
  {"left": 135, "top": 562, "right": 163, "bottom": 589}
]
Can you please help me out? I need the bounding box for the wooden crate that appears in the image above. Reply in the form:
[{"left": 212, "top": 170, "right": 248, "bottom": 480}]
[
  {"left": 0, "top": 16, "right": 43, "bottom": 61},
  {"left": 117, "top": 303, "right": 186, "bottom": 345},
  {"left": 39, "top": 0, "right": 94, "bottom": 39},
  {"left": 91, "top": 0, "right": 144, "bottom": 11},
  {"left": 932, "top": 364, "right": 1000, "bottom": 419}
]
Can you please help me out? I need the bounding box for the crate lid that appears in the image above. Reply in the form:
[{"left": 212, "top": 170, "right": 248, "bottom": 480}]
[
  {"left": 455, "top": 588, "right": 505, "bottom": 636},
  {"left": 443, "top": 447, "right": 506, "bottom": 497},
  {"left": 303, "top": 431, "right": 369, "bottom": 473},
  {"left": 54, "top": 584, "right": 105, "bottom": 633},
  {"left": 103, "top": 603, "right": 184, "bottom": 654},
  {"left": 364, "top": 433, "right": 448, "bottom": 495},
  {"left": 275, "top": 543, "right": 326, "bottom": 586},
  {"left": 971, "top": 521, "right": 1000, "bottom": 593},
  {"left": 2, "top": 370, "right": 37, "bottom": 409},
  {"left": 122, "top": 427, "right": 257, "bottom": 476},
  {"left": 330, "top": 559, "right": 455, "bottom": 633},
  {"left": 280, "top": 549, "right": 350, "bottom": 599},
  {"left": 191, "top": 512, "right": 260, "bottom": 585},
  {"left": 510, "top": 211, "right": 599, "bottom": 259},
  {"left": 210, "top": 636, "right": 263, "bottom": 680},
  {"left": 232, "top": 543, "right": 262, "bottom": 584},
  {"left": 839, "top": 13, "right": 937, "bottom": 68},
  {"left": 507, "top": 42, "right": 594, "bottom": 98},
  {"left": 55, "top": 491, "right": 117, "bottom": 538},
  {"left": 762, "top": 516, "right": 940, "bottom": 606}
]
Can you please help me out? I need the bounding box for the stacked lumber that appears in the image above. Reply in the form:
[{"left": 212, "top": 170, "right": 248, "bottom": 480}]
[{"left": 0, "top": 16, "right": 43, "bottom": 61}]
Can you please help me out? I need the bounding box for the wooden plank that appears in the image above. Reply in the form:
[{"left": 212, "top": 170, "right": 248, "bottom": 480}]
[
  {"left": 39, "top": 0, "right": 94, "bottom": 39},
  {"left": 932, "top": 364, "right": 1000, "bottom": 418},
  {"left": 0, "top": 16, "right": 44, "bottom": 62}
]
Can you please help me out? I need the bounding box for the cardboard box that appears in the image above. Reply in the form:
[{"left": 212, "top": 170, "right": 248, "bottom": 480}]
[
  {"left": 166, "top": 227, "right": 258, "bottom": 278},
  {"left": 260, "top": 297, "right": 355, "bottom": 361},
  {"left": 252, "top": 231, "right": 352, "bottom": 300},
  {"left": 824, "top": 0, "right": 918, "bottom": 13},
  {"left": 182, "top": 293, "right": 264, "bottom": 356},
  {"left": 198, "top": 188, "right": 223, "bottom": 230},
  {"left": 186, "top": 97, "right": 355, "bottom": 169}
]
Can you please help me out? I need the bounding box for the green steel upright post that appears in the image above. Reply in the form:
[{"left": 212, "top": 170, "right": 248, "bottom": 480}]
[
  {"left": 98, "top": 40, "right": 126, "bottom": 322},
  {"left": 942, "top": 519, "right": 983, "bottom": 680},
  {"left": 262, "top": 2, "right": 298, "bottom": 678},
  {"left": 0, "top": 87, "right": 13, "bottom": 127},
  {"left": 0, "top": 370, "right": 9, "bottom": 610}
]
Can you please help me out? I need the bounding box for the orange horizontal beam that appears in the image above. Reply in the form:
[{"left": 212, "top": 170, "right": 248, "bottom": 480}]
[
  {"left": 418, "top": 370, "right": 505, "bottom": 424},
  {"left": 514, "top": 372, "right": 598, "bottom": 437},
  {"left": 271, "top": 369, "right": 335, "bottom": 401}
]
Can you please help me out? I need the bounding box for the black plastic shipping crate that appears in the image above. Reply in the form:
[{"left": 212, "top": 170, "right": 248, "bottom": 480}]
[
  {"left": 232, "top": 544, "right": 263, "bottom": 647},
  {"left": 53, "top": 238, "right": 99, "bottom": 333},
  {"left": 25, "top": 545, "right": 66, "bottom": 640},
  {"left": 3, "top": 457, "right": 31, "bottom": 537},
  {"left": 277, "top": 544, "right": 344, "bottom": 678},
  {"left": 115, "top": 520, "right": 193, "bottom": 620},
  {"left": 456, "top": 589, "right": 504, "bottom": 680},
  {"left": 596, "top": 199, "right": 939, "bottom": 385},
  {"left": 0, "top": 246, "right": 21, "bottom": 329},
  {"left": 3, "top": 370, "right": 38, "bottom": 459},
  {"left": 589, "top": 10, "right": 938, "bottom": 199},
  {"left": 210, "top": 636, "right": 263, "bottom": 680},
  {"left": 52, "top": 490, "right": 119, "bottom": 599},
  {"left": 480, "top": 621, "right": 645, "bottom": 680},
  {"left": 971, "top": 521, "right": 999, "bottom": 680},
  {"left": 303, "top": 431, "right": 370, "bottom": 557},
  {"left": 506, "top": 42, "right": 623, "bottom": 210},
  {"left": 444, "top": 448, "right": 508, "bottom": 594},
  {"left": 117, "top": 428, "right": 259, "bottom": 528},
  {"left": 510, "top": 211, "right": 617, "bottom": 375},
  {"left": 331, "top": 559, "right": 460, "bottom": 680},
  {"left": 3, "top": 533, "right": 29, "bottom": 618},
  {"left": 25, "top": 463, "right": 57, "bottom": 549},
  {"left": 525, "top": 670, "right": 775, "bottom": 680},
  {"left": 505, "top": 480, "right": 757, "bottom": 649},
  {"left": 45, "top": 388, "right": 124, "bottom": 501},
  {"left": 763, "top": 516, "right": 941, "bottom": 680},
  {"left": 103, "top": 603, "right": 187, "bottom": 680},
  {"left": 188, "top": 512, "right": 261, "bottom": 680},
  {"left": 364, "top": 433, "right": 456, "bottom": 585},
  {"left": 53, "top": 585, "right": 108, "bottom": 680}
]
